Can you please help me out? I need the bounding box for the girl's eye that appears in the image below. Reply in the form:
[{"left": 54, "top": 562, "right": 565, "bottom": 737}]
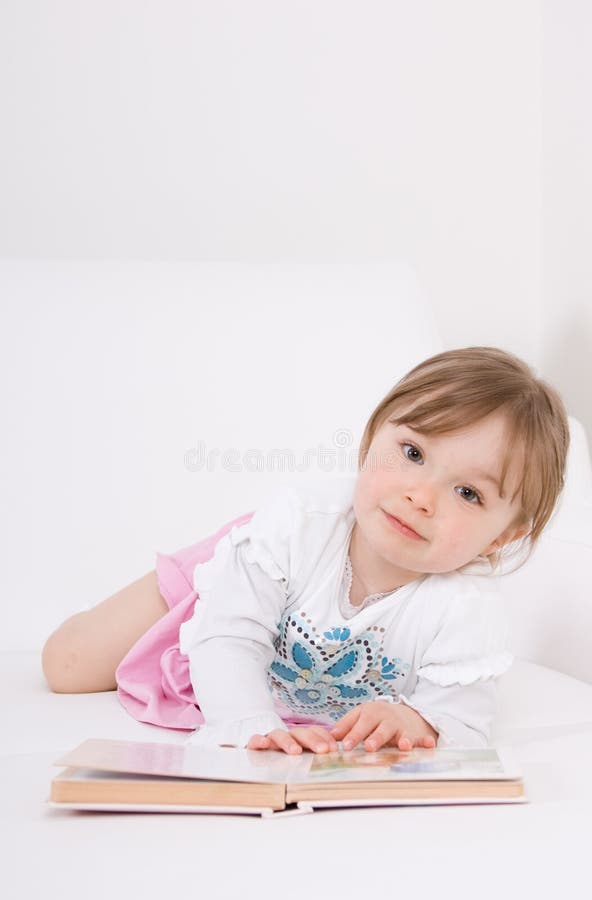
[
  {"left": 455, "top": 486, "right": 483, "bottom": 505},
  {"left": 401, "top": 443, "right": 423, "bottom": 464}
]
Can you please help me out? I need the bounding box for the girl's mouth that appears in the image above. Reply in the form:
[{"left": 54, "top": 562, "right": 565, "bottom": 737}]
[{"left": 382, "top": 510, "right": 425, "bottom": 541}]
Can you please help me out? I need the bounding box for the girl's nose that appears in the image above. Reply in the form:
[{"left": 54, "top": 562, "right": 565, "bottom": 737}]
[{"left": 404, "top": 484, "right": 435, "bottom": 515}]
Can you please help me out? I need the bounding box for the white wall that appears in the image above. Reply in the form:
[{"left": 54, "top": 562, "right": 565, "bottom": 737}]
[
  {"left": 541, "top": 0, "right": 592, "bottom": 439},
  {"left": 0, "top": 2, "right": 541, "bottom": 353},
  {"left": 0, "top": 1, "right": 588, "bottom": 435}
]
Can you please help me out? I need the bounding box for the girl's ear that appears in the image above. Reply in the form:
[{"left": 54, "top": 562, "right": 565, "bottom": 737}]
[{"left": 480, "top": 521, "right": 530, "bottom": 558}]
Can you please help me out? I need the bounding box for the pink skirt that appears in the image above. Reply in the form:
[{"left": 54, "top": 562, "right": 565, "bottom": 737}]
[
  {"left": 115, "top": 511, "right": 256, "bottom": 732},
  {"left": 115, "top": 512, "right": 328, "bottom": 734}
]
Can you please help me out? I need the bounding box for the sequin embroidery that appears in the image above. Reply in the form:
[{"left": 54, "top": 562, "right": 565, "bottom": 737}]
[{"left": 267, "top": 609, "right": 412, "bottom": 720}]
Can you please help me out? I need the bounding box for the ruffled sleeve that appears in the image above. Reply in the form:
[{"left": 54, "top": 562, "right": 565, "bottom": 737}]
[
  {"left": 399, "top": 582, "right": 514, "bottom": 748},
  {"left": 178, "top": 484, "right": 301, "bottom": 749}
]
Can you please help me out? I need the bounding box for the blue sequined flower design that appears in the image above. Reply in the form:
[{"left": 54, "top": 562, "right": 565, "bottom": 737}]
[{"left": 267, "top": 610, "right": 411, "bottom": 720}]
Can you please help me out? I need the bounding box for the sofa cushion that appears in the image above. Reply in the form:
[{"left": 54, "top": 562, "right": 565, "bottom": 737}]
[
  {"left": 492, "top": 658, "right": 592, "bottom": 743},
  {"left": 497, "top": 416, "right": 592, "bottom": 683},
  {"left": 5, "top": 652, "right": 591, "bottom": 758}
]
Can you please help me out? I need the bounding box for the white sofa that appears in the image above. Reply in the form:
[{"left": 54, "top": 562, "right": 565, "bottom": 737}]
[{"left": 3, "top": 261, "right": 592, "bottom": 899}]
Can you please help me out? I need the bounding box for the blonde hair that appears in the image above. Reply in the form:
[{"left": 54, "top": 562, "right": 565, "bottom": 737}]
[{"left": 358, "top": 347, "right": 570, "bottom": 569}]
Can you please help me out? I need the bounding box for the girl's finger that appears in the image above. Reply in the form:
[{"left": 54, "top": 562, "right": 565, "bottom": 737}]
[
  {"left": 246, "top": 733, "right": 271, "bottom": 750},
  {"left": 268, "top": 729, "right": 303, "bottom": 755},
  {"left": 320, "top": 730, "right": 339, "bottom": 752},
  {"left": 330, "top": 708, "right": 361, "bottom": 740},
  {"left": 299, "top": 733, "right": 328, "bottom": 753},
  {"left": 291, "top": 727, "right": 337, "bottom": 753},
  {"left": 363, "top": 722, "right": 392, "bottom": 752},
  {"left": 341, "top": 727, "right": 372, "bottom": 751},
  {"left": 310, "top": 727, "right": 339, "bottom": 752}
]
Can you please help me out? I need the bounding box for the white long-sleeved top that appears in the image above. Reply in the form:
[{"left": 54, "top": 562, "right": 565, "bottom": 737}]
[{"left": 178, "top": 476, "right": 514, "bottom": 750}]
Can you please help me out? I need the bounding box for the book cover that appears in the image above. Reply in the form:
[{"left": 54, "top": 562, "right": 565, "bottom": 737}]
[{"left": 48, "top": 738, "right": 526, "bottom": 817}]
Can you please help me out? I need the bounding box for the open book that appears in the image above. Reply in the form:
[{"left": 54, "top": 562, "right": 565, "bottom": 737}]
[{"left": 48, "top": 738, "right": 526, "bottom": 818}]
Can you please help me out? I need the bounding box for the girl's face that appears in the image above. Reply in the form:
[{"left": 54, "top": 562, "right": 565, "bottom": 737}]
[{"left": 352, "top": 410, "right": 528, "bottom": 585}]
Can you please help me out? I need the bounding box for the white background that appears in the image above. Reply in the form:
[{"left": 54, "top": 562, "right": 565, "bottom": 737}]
[
  {"left": 0, "top": 1, "right": 590, "bottom": 439},
  {"left": 1, "top": 8, "right": 591, "bottom": 886}
]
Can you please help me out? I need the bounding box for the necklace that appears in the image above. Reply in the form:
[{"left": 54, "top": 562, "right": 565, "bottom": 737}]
[{"left": 344, "top": 554, "right": 398, "bottom": 608}]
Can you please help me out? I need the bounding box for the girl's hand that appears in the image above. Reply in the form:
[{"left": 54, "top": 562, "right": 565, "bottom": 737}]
[
  {"left": 330, "top": 700, "right": 438, "bottom": 752},
  {"left": 247, "top": 725, "right": 340, "bottom": 754}
]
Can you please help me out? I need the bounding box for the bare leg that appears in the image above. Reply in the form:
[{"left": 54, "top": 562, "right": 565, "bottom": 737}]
[{"left": 41, "top": 570, "right": 169, "bottom": 693}]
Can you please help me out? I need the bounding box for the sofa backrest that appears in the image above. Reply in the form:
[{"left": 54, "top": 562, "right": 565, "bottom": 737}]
[
  {"left": 4, "top": 259, "right": 590, "bottom": 681},
  {"left": 2, "top": 260, "right": 442, "bottom": 650},
  {"left": 498, "top": 415, "right": 592, "bottom": 683}
]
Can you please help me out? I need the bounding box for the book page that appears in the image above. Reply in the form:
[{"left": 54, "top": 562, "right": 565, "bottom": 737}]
[
  {"left": 54, "top": 739, "right": 521, "bottom": 785},
  {"left": 303, "top": 747, "right": 511, "bottom": 782},
  {"left": 54, "top": 738, "right": 313, "bottom": 784}
]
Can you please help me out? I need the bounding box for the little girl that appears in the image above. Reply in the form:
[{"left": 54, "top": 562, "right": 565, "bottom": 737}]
[{"left": 42, "top": 347, "right": 569, "bottom": 755}]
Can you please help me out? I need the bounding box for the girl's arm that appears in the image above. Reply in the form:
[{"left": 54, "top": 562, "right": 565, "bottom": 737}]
[
  {"left": 398, "top": 583, "right": 514, "bottom": 748},
  {"left": 396, "top": 679, "right": 500, "bottom": 748},
  {"left": 179, "top": 488, "right": 298, "bottom": 749}
]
